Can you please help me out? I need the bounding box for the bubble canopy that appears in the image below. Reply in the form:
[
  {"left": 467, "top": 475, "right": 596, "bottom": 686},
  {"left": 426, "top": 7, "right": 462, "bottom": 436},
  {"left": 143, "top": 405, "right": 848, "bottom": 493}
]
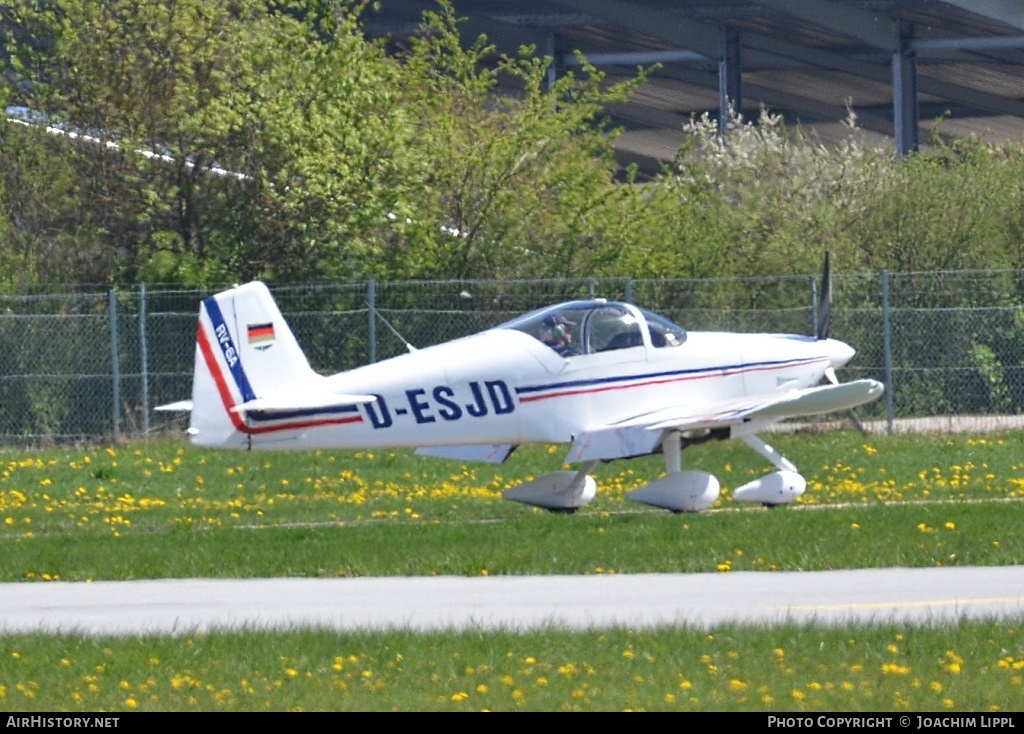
[{"left": 497, "top": 300, "right": 686, "bottom": 357}]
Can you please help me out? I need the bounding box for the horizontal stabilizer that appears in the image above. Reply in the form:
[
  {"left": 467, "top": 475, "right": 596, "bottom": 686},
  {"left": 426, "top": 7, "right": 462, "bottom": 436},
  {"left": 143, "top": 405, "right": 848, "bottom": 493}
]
[
  {"left": 231, "top": 392, "right": 376, "bottom": 413},
  {"left": 155, "top": 400, "right": 193, "bottom": 412}
]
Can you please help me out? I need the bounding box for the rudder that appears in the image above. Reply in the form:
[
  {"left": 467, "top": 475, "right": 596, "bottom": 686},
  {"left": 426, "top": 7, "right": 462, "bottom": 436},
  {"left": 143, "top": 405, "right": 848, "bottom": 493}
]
[{"left": 189, "top": 282, "right": 318, "bottom": 447}]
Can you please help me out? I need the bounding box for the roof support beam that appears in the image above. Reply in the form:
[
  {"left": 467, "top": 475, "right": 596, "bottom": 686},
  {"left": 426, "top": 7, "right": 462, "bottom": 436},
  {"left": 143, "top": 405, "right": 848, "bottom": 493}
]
[
  {"left": 719, "top": 28, "right": 742, "bottom": 134},
  {"left": 892, "top": 22, "right": 919, "bottom": 157}
]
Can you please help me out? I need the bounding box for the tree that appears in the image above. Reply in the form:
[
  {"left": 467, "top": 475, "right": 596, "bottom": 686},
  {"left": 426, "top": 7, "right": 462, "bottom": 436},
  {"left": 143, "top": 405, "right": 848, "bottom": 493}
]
[
  {"left": 3, "top": 0, "right": 651, "bottom": 285},
  {"left": 365, "top": 3, "right": 650, "bottom": 280}
]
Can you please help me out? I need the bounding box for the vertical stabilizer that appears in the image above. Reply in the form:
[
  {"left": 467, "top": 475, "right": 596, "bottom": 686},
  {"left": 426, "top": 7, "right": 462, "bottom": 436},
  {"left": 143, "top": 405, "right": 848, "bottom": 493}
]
[{"left": 189, "top": 282, "right": 318, "bottom": 447}]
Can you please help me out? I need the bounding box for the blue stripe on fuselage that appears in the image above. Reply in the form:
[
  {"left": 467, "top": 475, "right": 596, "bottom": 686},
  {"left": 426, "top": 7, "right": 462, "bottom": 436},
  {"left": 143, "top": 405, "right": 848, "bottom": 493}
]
[{"left": 515, "top": 356, "right": 826, "bottom": 397}]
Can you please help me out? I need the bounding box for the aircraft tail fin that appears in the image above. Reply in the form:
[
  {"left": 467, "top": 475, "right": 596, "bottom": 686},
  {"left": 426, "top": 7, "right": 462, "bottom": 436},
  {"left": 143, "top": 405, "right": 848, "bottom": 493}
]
[{"left": 185, "top": 281, "right": 322, "bottom": 448}]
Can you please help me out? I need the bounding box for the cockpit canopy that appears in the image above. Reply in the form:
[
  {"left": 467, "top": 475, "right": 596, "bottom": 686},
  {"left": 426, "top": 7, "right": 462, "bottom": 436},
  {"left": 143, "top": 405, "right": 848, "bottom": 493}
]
[{"left": 498, "top": 300, "right": 686, "bottom": 357}]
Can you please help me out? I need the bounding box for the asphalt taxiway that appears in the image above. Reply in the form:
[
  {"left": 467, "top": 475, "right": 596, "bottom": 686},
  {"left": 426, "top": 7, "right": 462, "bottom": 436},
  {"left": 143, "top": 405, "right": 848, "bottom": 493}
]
[{"left": 2, "top": 566, "right": 1022, "bottom": 635}]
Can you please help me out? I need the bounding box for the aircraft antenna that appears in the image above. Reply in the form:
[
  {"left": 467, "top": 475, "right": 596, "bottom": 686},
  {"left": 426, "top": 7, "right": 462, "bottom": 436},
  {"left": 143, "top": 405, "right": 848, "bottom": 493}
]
[{"left": 366, "top": 301, "right": 418, "bottom": 353}]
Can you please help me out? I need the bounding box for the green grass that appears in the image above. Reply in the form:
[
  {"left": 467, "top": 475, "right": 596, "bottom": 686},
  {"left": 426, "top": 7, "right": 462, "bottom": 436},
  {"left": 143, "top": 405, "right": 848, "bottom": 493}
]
[
  {"left": 2, "top": 430, "right": 1021, "bottom": 580},
  {"left": 1, "top": 429, "right": 1022, "bottom": 711},
  {"left": 3, "top": 501, "right": 1020, "bottom": 581},
  {"left": 2, "top": 623, "right": 1021, "bottom": 711}
]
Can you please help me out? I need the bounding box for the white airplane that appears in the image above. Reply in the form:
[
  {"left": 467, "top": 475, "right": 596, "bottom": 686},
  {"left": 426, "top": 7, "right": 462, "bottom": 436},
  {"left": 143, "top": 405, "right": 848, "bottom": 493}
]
[{"left": 159, "top": 260, "right": 884, "bottom": 513}]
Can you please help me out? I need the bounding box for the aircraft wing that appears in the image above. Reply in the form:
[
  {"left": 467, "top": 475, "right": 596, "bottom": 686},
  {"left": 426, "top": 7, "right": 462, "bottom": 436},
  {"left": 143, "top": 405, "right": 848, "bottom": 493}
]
[
  {"left": 415, "top": 444, "right": 516, "bottom": 464},
  {"left": 155, "top": 392, "right": 376, "bottom": 414},
  {"left": 566, "top": 379, "right": 884, "bottom": 463}
]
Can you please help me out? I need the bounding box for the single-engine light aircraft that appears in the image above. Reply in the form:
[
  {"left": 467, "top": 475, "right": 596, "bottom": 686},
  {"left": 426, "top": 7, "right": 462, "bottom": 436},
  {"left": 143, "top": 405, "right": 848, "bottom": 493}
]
[{"left": 160, "top": 265, "right": 883, "bottom": 513}]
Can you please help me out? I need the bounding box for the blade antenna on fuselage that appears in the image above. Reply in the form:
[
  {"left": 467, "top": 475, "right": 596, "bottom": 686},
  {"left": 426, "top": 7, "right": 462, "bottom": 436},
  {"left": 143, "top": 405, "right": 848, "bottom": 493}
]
[
  {"left": 367, "top": 300, "right": 417, "bottom": 353},
  {"left": 816, "top": 250, "right": 832, "bottom": 341}
]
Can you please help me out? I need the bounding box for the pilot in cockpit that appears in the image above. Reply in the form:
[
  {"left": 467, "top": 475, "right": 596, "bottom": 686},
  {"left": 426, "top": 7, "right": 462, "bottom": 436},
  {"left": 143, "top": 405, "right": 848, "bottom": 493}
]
[{"left": 540, "top": 314, "right": 576, "bottom": 356}]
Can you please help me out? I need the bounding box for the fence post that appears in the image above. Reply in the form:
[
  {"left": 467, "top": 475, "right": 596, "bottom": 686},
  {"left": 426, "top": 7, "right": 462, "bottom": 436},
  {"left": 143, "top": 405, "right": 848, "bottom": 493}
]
[
  {"left": 810, "top": 275, "right": 818, "bottom": 336},
  {"left": 625, "top": 277, "right": 633, "bottom": 304},
  {"left": 109, "top": 289, "right": 121, "bottom": 445},
  {"left": 139, "top": 283, "right": 149, "bottom": 437},
  {"left": 881, "top": 270, "right": 895, "bottom": 433},
  {"left": 367, "top": 279, "right": 377, "bottom": 364}
]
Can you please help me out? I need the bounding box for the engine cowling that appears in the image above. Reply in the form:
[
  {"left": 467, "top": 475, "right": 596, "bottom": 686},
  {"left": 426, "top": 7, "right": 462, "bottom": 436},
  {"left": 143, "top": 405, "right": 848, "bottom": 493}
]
[
  {"left": 732, "top": 470, "right": 806, "bottom": 506},
  {"left": 626, "top": 470, "right": 721, "bottom": 513}
]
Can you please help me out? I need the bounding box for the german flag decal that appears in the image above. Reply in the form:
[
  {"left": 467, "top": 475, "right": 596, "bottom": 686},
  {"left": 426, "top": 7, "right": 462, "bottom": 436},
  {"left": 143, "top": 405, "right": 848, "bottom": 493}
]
[{"left": 247, "top": 322, "right": 276, "bottom": 350}]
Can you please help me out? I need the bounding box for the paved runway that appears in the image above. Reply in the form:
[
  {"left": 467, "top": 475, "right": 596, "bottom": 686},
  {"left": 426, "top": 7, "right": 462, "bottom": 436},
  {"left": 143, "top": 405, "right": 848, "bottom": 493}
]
[{"left": 2, "top": 566, "right": 1022, "bottom": 635}]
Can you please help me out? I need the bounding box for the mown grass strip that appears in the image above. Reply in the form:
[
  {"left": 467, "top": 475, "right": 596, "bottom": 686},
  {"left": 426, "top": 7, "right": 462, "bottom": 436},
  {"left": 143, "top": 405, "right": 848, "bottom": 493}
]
[
  {"left": 2, "top": 430, "right": 1022, "bottom": 580},
  {"left": 2, "top": 500, "right": 1019, "bottom": 581},
  {"left": 2, "top": 622, "right": 1021, "bottom": 711}
]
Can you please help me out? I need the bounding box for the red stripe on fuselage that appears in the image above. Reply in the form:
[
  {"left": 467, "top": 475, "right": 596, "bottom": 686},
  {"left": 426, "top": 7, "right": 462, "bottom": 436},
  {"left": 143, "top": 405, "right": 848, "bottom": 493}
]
[
  {"left": 518, "top": 358, "right": 828, "bottom": 404},
  {"left": 196, "top": 322, "right": 363, "bottom": 435}
]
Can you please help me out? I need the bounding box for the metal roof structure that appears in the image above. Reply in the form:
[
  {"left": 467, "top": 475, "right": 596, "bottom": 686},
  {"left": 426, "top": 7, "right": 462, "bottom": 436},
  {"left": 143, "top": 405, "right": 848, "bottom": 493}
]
[{"left": 363, "top": 1, "right": 1024, "bottom": 177}]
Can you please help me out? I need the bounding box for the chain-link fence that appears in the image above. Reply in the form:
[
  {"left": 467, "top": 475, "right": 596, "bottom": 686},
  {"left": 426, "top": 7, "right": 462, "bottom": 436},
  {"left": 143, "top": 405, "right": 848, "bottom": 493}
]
[{"left": 3, "top": 270, "right": 1024, "bottom": 444}]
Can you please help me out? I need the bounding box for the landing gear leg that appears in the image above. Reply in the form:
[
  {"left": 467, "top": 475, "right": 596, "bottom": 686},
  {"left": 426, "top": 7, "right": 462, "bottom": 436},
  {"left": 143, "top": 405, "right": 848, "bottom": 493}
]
[
  {"left": 739, "top": 433, "right": 798, "bottom": 473},
  {"left": 732, "top": 432, "right": 807, "bottom": 506}
]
